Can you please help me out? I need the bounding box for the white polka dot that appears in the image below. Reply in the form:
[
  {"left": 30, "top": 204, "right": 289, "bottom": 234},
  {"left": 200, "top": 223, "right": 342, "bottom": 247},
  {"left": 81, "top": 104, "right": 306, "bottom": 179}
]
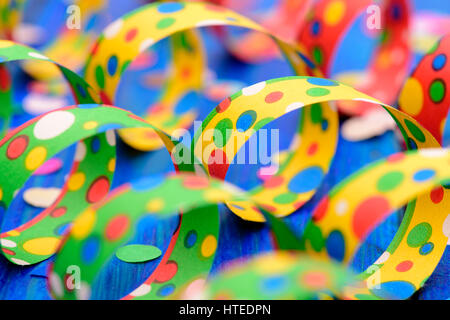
[
  {"left": 374, "top": 252, "right": 390, "bottom": 264},
  {"left": 139, "top": 38, "right": 155, "bottom": 53},
  {"left": 242, "top": 81, "right": 266, "bottom": 96},
  {"left": 49, "top": 272, "right": 63, "bottom": 297},
  {"left": 196, "top": 19, "right": 227, "bottom": 27},
  {"left": 353, "top": 98, "right": 380, "bottom": 104},
  {"left": 106, "top": 129, "right": 116, "bottom": 146},
  {"left": 179, "top": 279, "right": 206, "bottom": 300},
  {"left": 23, "top": 187, "right": 61, "bottom": 208},
  {"left": 11, "top": 258, "right": 30, "bottom": 266},
  {"left": 130, "top": 284, "right": 151, "bottom": 297},
  {"left": 33, "top": 111, "right": 75, "bottom": 140},
  {"left": 75, "top": 282, "right": 91, "bottom": 300},
  {"left": 104, "top": 19, "right": 123, "bottom": 39},
  {"left": 28, "top": 51, "right": 49, "bottom": 60},
  {"left": 335, "top": 200, "right": 348, "bottom": 216},
  {"left": 443, "top": 214, "right": 450, "bottom": 238},
  {"left": 1, "top": 239, "right": 17, "bottom": 248},
  {"left": 419, "top": 149, "right": 448, "bottom": 158},
  {"left": 74, "top": 142, "right": 87, "bottom": 162},
  {"left": 285, "top": 102, "right": 304, "bottom": 114}
]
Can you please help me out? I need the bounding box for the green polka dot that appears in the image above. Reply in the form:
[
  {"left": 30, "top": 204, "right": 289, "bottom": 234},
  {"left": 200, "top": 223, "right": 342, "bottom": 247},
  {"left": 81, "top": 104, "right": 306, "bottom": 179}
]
[
  {"left": 312, "top": 47, "right": 323, "bottom": 65},
  {"left": 407, "top": 222, "right": 432, "bottom": 248},
  {"left": 306, "top": 87, "right": 330, "bottom": 97},
  {"left": 214, "top": 118, "right": 233, "bottom": 148},
  {"left": 120, "top": 60, "right": 131, "bottom": 75},
  {"left": 376, "top": 171, "right": 404, "bottom": 192},
  {"left": 156, "top": 17, "right": 176, "bottom": 29},
  {"left": 95, "top": 65, "right": 105, "bottom": 89},
  {"left": 404, "top": 119, "right": 426, "bottom": 142},
  {"left": 429, "top": 79, "right": 445, "bottom": 103},
  {"left": 354, "top": 294, "right": 380, "bottom": 300},
  {"left": 310, "top": 104, "right": 322, "bottom": 124},
  {"left": 253, "top": 117, "right": 275, "bottom": 131},
  {"left": 273, "top": 192, "right": 297, "bottom": 204},
  {"left": 303, "top": 223, "right": 324, "bottom": 252}
]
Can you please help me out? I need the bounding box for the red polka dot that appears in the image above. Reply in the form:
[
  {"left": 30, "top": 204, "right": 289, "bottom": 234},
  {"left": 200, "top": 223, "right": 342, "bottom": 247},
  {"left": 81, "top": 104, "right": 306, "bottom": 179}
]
[
  {"left": 207, "top": 149, "right": 229, "bottom": 180},
  {"left": 312, "top": 196, "right": 329, "bottom": 222},
  {"left": 125, "top": 28, "right": 138, "bottom": 42},
  {"left": 263, "top": 176, "right": 284, "bottom": 188},
  {"left": 181, "top": 67, "right": 191, "bottom": 79},
  {"left": 264, "top": 91, "right": 283, "bottom": 103},
  {"left": 352, "top": 196, "right": 391, "bottom": 239},
  {"left": 307, "top": 142, "right": 319, "bottom": 156},
  {"left": 0, "top": 65, "right": 11, "bottom": 91},
  {"left": 395, "top": 260, "right": 413, "bottom": 272},
  {"left": 105, "top": 214, "right": 130, "bottom": 241},
  {"left": 90, "top": 40, "right": 100, "bottom": 55},
  {"left": 216, "top": 97, "right": 231, "bottom": 113},
  {"left": 7, "top": 135, "right": 29, "bottom": 160},
  {"left": 183, "top": 176, "right": 209, "bottom": 189},
  {"left": 2, "top": 248, "right": 15, "bottom": 255},
  {"left": 99, "top": 91, "right": 113, "bottom": 105},
  {"left": 301, "top": 271, "right": 329, "bottom": 289},
  {"left": 430, "top": 186, "right": 444, "bottom": 204},
  {"left": 86, "top": 176, "right": 110, "bottom": 203},
  {"left": 51, "top": 207, "right": 67, "bottom": 218},
  {"left": 387, "top": 153, "right": 405, "bottom": 163},
  {"left": 155, "top": 261, "right": 178, "bottom": 283},
  {"left": 260, "top": 204, "right": 277, "bottom": 212}
]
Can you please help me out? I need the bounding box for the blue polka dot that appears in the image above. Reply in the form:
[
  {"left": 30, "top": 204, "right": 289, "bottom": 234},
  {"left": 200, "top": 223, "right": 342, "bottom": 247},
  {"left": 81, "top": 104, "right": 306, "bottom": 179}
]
[
  {"left": 311, "top": 21, "right": 320, "bottom": 36},
  {"left": 85, "top": 14, "right": 98, "bottom": 32},
  {"left": 307, "top": 78, "right": 338, "bottom": 87},
  {"left": 391, "top": 4, "right": 402, "bottom": 20},
  {"left": 236, "top": 110, "right": 257, "bottom": 132},
  {"left": 325, "top": 230, "right": 345, "bottom": 262},
  {"left": 298, "top": 52, "right": 316, "bottom": 69},
  {"left": 55, "top": 223, "right": 71, "bottom": 236},
  {"left": 407, "top": 137, "right": 417, "bottom": 150},
  {"left": 413, "top": 169, "right": 436, "bottom": 182},
  {"left": 261, "top": 275, "right": 288, "bottom": 293},
  {"left": 131, "top": 175, "right": 165, "bottom": 192},
  {"left": 321, "top": 119, "right": 329, "bottom": 131},
  {"left": 91, "top": 136, "right": 100, "bottom": 153},
  {"left": 174, "top": 91, "right": 198, "bottom": 115},
  {"left": 184, "top": 230, "right": 197, "bottom": 248},
  {"left": 78, "top": 104, "right": 100, "bottom": 109},
  {"left": 419, "top": 242, "right": 434, "bottom": 255},
  {"left": 82, "top": 236, "right": 100, "bottom": 264},
  {"left": 432, "top": 54, "right": 447, "bottom": 71},
  {"left": 76, "top": 83, "right": 87, "bottom": 99},
  {"left": 370, "top": 280, "right": 416, "bottom": 299},
  {"left": 107, "top": 55, "right": 118, "bottom": 76},
  {"left": 157, "top": 3, "right": 184, "bottom": 13},
  {"left": 288, "top": 166, "right": 324, "bottom": 193},
  {"left": 157, "top": 284, "right": 175, "bottom": 297}
]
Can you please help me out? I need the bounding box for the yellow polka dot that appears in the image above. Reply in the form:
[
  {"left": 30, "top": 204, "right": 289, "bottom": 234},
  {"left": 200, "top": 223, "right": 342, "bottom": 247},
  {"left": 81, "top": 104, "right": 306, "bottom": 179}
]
[
  {"left": 108, "top": 158, "right": 116, "bottom": 172},
  {"left": 67, "top": 172, "right": 86, "bottom": 191},
  {"left": 146, "top": 198, "right": 164, "bottom": 212},
  {"left": 25, "top": 146, "right": 47, "bottom": 171},
  {"left": 22, "top": 237, "right": 60, "bottom": 256},
  {"left": 7, "top": 230, "right": 20, "bottom": 237},
  {"left": 200, "top": 235, "right": 217, "bottom": 258},
  {"left": 399, "top": 78, "right": 424, "bottom": 116},
  {"left": 204, "top": 189, "right": 230, "bottom": 202},
  {"left": 255, "top": 252, "right": 296, "bottom": 274},
  {"left": 83, "top": 121, "right": 98, "bottom": 130},
  {"left": 0, "top": 40, "right": 14, "bottom": 48},
  {"left": 324, "top": 0, "right": 345, "bottom": 26},
  {"left": 71, "top": 208, "right": 96, "bottom": 240},
  {"left": 0, "top": 187, "right": 2, "bottom": 201}
]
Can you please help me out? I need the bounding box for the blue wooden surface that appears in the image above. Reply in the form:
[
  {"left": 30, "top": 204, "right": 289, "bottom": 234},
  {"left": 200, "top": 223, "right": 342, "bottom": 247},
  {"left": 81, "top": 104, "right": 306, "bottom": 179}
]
[{"left": 0, "top": 0, "right": 449, "bottom": 300}]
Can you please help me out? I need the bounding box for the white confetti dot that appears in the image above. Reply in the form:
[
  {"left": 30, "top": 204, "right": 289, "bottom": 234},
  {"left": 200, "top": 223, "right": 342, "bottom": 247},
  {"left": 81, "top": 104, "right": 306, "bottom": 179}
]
[
  {"left": 242, "top": 81, "right": 266, "bottom": 96},
  {"left": 130, "top": 284, "right": 151, "bottom": 297},
  {"left": 33, "top": 111, "right": 75, "bottom": 140},
  {"left": 196, "top": 19, "right": 227, "bottom": 27},
  {"left": 0, "top": 239, "right": 17, "bottom": 248},
  {"left": 23, "top": 187, "right": 61, "bottom": 208},
  {"left": 106, "top": 129, "right": 116, "bottom": 146},
  {"left": 285, "top": 102, "right": 304, "bottom": 114},
  {"left": 28, "top": 51, "right": 49, "bottom": 60},
  {"left": 443, "top": 214, "right": 450, "bottom": 238},
  {"left": 139, "top": 38, "right": 155, "bottom": 53},
  {"left": 76, "top": 282, "right": 91, "bottom": 300},
  {"left": 49, "top": 272, "right": 63, "bottom": 297},
  {"left": 335, "top": 200, "right": 348, "bottom": 216},
  {"left": 74, "top": 142, "right": 87, "bottom": 162},
  {"left": 374, "top": 252, "right": 390, "bottom": 265},
  {"left": 104, "top": 19, "right": 123, "bottom": 39},
  {"left": 419, "top": 149, "right": 448, "bottom": 158},
  {"left": 11, "top": 258, "right": 30, "bottom": 266}
]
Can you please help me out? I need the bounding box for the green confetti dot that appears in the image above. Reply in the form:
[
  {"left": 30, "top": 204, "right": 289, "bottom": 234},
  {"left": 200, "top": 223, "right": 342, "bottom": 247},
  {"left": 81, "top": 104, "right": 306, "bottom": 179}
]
[
  {"left": 312, "top": 46, "right": 323, "bottom": 65},
  {"left": 376, "top": 171, "right": 404, "bottom": 192},
  {"left": 95, "top": 65, "right": 105, "bottom": 89},
  {"left": 303, "top": 223, "right": 324, "bottom": 252},
  {"left": 306, "top": 87, "right": 330, "bottom": 97},
  {"left": 273, "top": 192, "right": 297, "bottom": 204},
  {"left": 116, "top": 244, "right": 162, "bottom": 263},
  {"left": 310, "top": 103, "right": 322, "bottom": 124},
  {"left": 404, "top": 119, "right": 426, "bottom": 142},
  {"left": 429, "top": 79, "right": 445, "bottom": 103},
  {"left": 157, "top": 17, "right": 176, "bottom": 29},
  {"left": 214, "top": 118, "right": 233, "bottom": 148},
  {"left": 407, "top": 222, "right": 432, "bottom": 248}
]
